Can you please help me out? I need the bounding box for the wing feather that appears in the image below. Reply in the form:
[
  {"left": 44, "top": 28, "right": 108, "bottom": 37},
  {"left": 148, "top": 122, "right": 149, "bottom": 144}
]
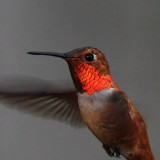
[{"left": 0, "top": 75, "right": 84, "bottom": 127}]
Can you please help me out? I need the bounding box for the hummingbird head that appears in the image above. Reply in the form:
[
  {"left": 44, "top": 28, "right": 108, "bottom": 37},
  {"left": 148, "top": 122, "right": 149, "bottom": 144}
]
[{"left": 28, "top": 47, "right": 113, "bottom": 94}]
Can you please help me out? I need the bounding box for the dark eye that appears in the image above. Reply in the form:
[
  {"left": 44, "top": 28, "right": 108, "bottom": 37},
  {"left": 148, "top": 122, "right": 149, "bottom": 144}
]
[{"left": 84, "top": 53, "right": 95, "bottom": 62}]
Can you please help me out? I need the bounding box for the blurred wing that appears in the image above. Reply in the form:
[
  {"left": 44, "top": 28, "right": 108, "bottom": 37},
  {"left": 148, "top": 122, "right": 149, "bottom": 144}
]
[{"left": 0, "top": 75, "right": 84, "bottom": 127}]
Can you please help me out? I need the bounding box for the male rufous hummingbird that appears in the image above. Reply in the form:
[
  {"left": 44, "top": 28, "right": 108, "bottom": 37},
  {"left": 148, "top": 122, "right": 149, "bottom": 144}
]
[{"left": 0, "top": 47, "right": 155, "bottom": 160}]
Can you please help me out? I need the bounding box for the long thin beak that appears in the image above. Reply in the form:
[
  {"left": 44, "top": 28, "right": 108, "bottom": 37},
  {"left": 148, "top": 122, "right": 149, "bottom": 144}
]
[{"left": 27, "top": 51, "right": 73, "bottom": 58}]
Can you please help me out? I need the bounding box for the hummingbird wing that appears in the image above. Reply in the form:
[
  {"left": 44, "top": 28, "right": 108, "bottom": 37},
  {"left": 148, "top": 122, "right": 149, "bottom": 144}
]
[{"left": 0, "top": 75, "right": 84, "bottom": 127}]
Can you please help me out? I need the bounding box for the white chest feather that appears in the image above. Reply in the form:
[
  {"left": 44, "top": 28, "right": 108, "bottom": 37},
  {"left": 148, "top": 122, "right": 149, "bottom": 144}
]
[{"left": 78, "top": 88, "right": 115, "bottom": 112}]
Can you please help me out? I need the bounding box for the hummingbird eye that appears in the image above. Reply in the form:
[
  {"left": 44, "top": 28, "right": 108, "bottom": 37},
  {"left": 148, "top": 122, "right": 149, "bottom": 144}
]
[{"left": 84, "top": 53, "right": 96, "bottom": 62}]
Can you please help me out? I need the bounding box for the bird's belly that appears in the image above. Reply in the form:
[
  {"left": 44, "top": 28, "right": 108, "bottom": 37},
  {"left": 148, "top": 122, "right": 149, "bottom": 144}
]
[
  {"left": 78, "top": 90, "right": 132, "bottom": 147},
  {"left": 79, "top": 105, "right": 120, "bottom": 146}
]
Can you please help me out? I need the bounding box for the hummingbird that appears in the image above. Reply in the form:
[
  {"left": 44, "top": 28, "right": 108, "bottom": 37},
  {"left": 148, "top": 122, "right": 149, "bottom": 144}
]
[{"left": 0, "top": 47, "right": 154, "bottom": 160}]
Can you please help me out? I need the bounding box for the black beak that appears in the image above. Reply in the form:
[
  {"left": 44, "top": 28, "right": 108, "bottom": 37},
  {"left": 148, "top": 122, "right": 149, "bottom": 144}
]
[{"left": 27, "top": 51, "right": 73, "bottom": 58}]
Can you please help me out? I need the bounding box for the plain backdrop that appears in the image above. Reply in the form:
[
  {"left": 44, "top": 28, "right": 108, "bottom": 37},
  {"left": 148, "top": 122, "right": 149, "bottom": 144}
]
[{"left": 0, "top": 1, "right": 160, "bottom": 160}]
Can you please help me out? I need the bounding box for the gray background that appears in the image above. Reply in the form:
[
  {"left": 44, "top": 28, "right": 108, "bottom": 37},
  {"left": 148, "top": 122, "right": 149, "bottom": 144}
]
[{"left": 0, "top": 0, "right": 160, "bottom": 160}]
